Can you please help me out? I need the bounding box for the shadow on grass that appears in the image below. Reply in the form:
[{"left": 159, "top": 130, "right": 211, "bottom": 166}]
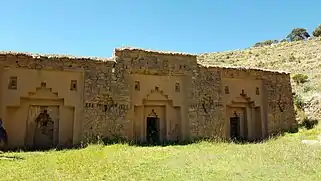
[
  {"left": 0, "top": 154, "right": 24, "bottom": 161},
  {"left": 4, "top": 145, "right": 84, "bottom": 153},
  {"left": 99, "top": 132, "right": 291, "bottom": 147},
  {"left": 3, "top": 127, "right": 301, "bottom": 152}
]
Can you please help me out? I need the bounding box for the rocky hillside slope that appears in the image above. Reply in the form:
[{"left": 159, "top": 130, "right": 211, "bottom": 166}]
[{"left": 198, "top": 37, "right": 321, "bottom": 120}]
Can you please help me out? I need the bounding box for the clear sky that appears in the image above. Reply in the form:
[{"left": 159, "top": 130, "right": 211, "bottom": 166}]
[{"left": 0, "top": 0, "right": 320, "bottom": 57}]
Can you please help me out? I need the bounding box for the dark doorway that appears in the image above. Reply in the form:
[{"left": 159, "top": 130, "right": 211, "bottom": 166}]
[
  {"left": 33, "top": 109, "right": 54, "bottom": 149},
  {"left": 230, "top": 116, "right": 241, "bottom": 140},
  {"left": 146, "top": 117, "right": 160, "bottom": 144}
]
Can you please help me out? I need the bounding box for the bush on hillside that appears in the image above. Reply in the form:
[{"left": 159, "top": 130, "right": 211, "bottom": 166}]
[
  {"left": 286, "top": 28, "right": 310, "bottom": 41},
  {"left": 312, "top": 24, "right": 321, "bottom": 37},
  {"left": 300, "top": 117, "right": 319, "bottom": 130},
  {"left": 292, "top": 73, "right": 309, "bottom": 84},
  {"left": 253, "top": 40, "right": 279, "bottom": 47},
  {"left": 280, "top": 39, "right": 287, "bottom": 43},
  {"left": 293, "top": 94, "right": 305, "bottom": 110},
  {"left": 303, "top": 85, "right": 314, "bottom": 93}
]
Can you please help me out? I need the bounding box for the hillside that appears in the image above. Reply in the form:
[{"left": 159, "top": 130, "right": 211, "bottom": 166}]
[{"left": 198, "top": 37, "right": 321, "bottom": 121}]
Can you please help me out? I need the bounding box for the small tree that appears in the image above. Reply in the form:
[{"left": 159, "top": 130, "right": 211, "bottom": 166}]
[
  {"left": 312, "top": 24, "right": 321, "bottom": 37},
  {"left": 286, "top": 28, "right": 310, "bottom": 41}
]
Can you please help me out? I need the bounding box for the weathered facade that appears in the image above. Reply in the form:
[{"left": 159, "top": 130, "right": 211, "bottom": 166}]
[{"left": 0, "top": 48, "right": 297, "bottom": 149}]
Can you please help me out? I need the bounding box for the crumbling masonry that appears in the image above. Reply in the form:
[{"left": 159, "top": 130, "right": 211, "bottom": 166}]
[{"left": 0, "top": 48, "right": 297, "bottom": 148}]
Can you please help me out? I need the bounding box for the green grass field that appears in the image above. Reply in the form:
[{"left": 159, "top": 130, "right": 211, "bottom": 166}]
[{"left": 1, "top": 128, "right": 321, "bottom": 181}]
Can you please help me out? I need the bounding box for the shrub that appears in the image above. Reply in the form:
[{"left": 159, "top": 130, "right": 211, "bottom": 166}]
[
  {"left": 293, "top": 94, "right": 305, "bottom": 110},
  {"left": 303, "top": 85, "right": 314, "bottom": 93},
  {"left": 292, "top": 74, "right": 309, "bottom": 84},
  {"left": 289, "top": 54, "right": 296, "bottom": 61},
  {"left": 286, "top": 28, "right": 310, "bottom": 41},
  {"left": 253, "top": 40, "right": 279, "bottom": 47},
  {"left": 312, "top": 24, "right": 321, "bottom": 37},
  {"left": 301, "top": 117, "right": 319, "bottom": 130},
  {"left": 280, "top": 39, "right": 287, "bottom": 43}
]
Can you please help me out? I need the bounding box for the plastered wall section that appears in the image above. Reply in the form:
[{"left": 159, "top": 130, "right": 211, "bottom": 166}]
[
  {"left": 114, "top": 48, "right": 198, "bottom": 141},
  {"left": 219, "top": 67, "right": 296, "bottom": 136}
]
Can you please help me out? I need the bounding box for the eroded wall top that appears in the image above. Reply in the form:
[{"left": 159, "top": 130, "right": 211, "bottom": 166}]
[
  {"left": 0, "top": 48, "right": 292, "bottom": 76},
  {"left": 0, "top": 51, "right": 115, "bottom": 70},
  {"left": 114, "top": 48, "right": 198, "bottom": 75}
]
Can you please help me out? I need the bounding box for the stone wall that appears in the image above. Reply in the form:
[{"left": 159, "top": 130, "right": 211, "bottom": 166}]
[
  {"left": 262, "top": 71, "right": 296, "bottom": 134},
  {"left": 188, "top": 66, "right": 225, "bottom": 139},
  {"left": 81, "top": 59, "right": 131, "bottom": 141},
  {"left": 0, "top": 48, "right": 297, "bottom": 146}
]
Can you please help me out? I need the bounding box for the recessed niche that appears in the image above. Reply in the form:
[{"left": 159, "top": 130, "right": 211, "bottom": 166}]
[
  {"left": 134, "top": 81, "right": 140, "bottom": 91},
  {"left": 41, "top": 82, "right": 47, "bottom": 87},
  {"left": 8, "top": 76, "right": 18, "bottom": 90},
  {"left": 70, "top": 80, "right": 77, "bottom": 91},
  {"left": 256, "top": 87, "right": 260, "bottom": 95},
  {"left": 224, "top": 86, "right": 229, "bottom": 94},
  {"left": 175, "top": 82, "right": 180, "bottom": 92},
  {"left": 241, "top": 89, "right": 245, "bottom": 95}
]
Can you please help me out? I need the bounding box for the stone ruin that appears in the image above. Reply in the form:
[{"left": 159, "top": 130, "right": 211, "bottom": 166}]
[{"left": 0, "top": 47, "right": 297, "bottom": 148}]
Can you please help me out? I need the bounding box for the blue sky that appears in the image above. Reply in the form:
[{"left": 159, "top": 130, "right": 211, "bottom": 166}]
[{"left": 0, "top": 0, "right": 320, "bottom": 57}]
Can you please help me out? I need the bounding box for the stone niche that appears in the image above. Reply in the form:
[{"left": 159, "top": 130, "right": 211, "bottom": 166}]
[
  {"left": 133, "top": 86, "right": 182, "bottom": 143},
  {"left": 225, "top": 97, "right": 263, "bottom": 141},
  {"left": 2, "top": 68, "right": 82, "bottom": 149},
  {"left": 222, "top": 77, "right": 266, "bottom": 141},
  {"left": 5, "top": 84, "right": 75, "bottom": 149},
  {"left": 129, "top": 74, "right": 186, "bottom": 143}
]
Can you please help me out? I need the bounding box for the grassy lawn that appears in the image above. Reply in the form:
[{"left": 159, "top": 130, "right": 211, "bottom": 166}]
[{"left": 1, "top": 129, "right": 321, "bottom": 181}]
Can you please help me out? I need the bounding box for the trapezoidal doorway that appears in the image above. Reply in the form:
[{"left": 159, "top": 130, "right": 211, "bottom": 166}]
[
  {"left": 146, "top": 116, "right": 160, "bottom": 144},
  {"left": 27, "top": 106, "right": 60, "bottom": 149},
  {"left": 230, "top": 113, "right": 241, "bottom": 141}
]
